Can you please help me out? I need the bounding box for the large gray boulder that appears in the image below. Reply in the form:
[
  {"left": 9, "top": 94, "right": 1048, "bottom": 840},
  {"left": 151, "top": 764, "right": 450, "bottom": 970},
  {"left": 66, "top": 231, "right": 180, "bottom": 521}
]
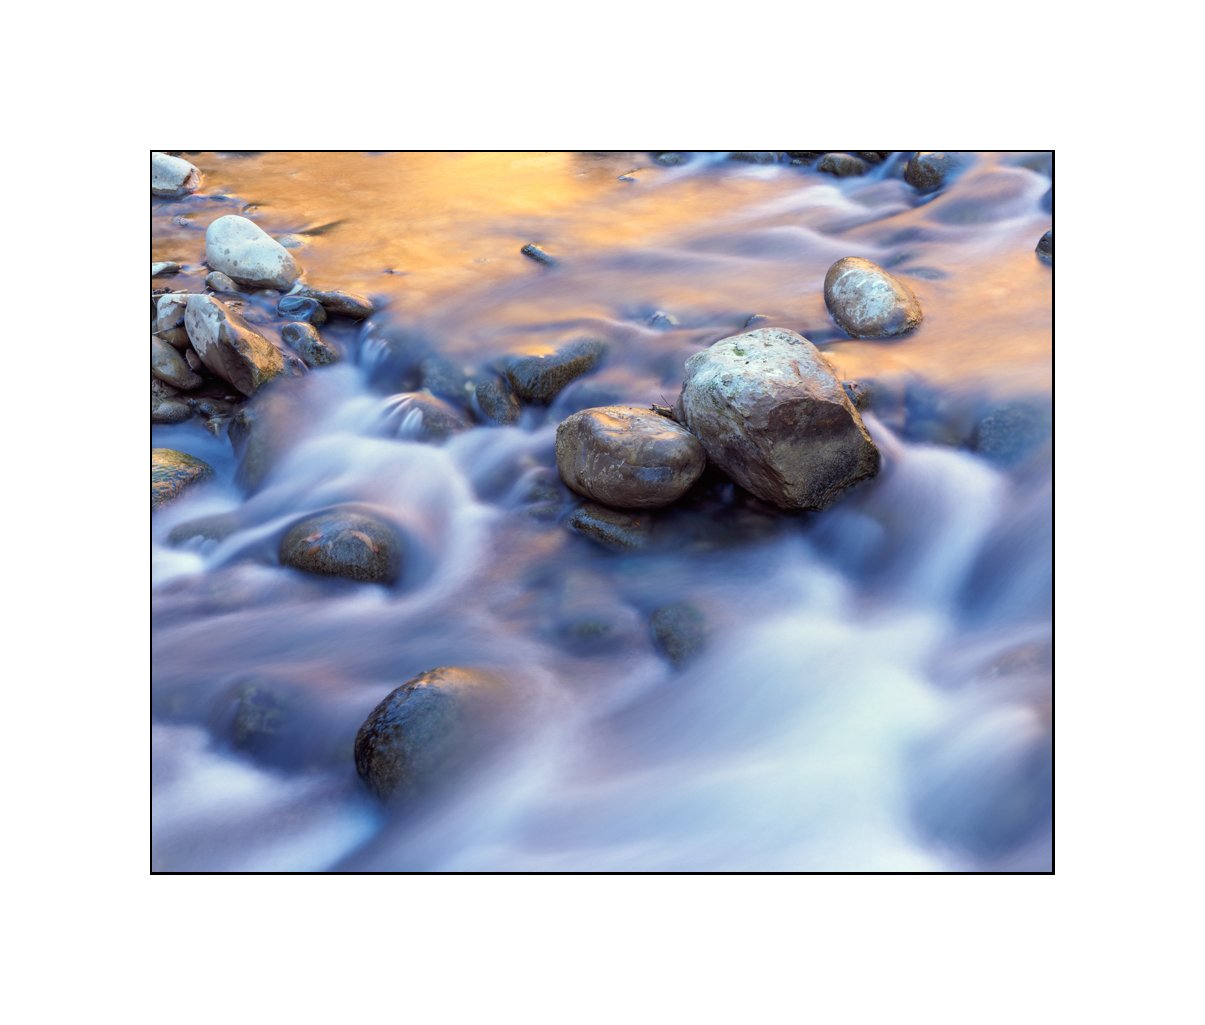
[
  {"left": 184, "top": 294, "right": 285, "bottom": 396},
  {"left": 556, "top": 405, "right": 706, "bottom": 508},
  {"left": 279, "top": 509, "right": 402, "bottom": 584},
  {"left": 152, "top": 152, "right": 202, "bottom": 197},
  {"left": 354, "top": 666, "right": 509, "bottom": 800},
  {"left": 823, "top": 257, "right": 923, "bottom": 338},
  {"left": 675, "top": 328, "right": 879, "bottom": 510},
  {"left": 205, "top": 214, "right": 301, "bottom": 290}
]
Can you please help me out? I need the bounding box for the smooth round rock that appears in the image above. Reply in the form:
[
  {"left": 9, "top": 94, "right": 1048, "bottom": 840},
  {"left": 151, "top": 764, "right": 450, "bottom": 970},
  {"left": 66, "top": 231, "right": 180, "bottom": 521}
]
[
  {"left": 823, "top": 257, "right": 924, "bottom": 339},
  {"left": 556, "top": 406, "right": 706, "bottom": 509},
  {"left": 277, "top": 295, "right": 327, "bottom": 325},
  {"left": 295, "top": 285, "right": 375, "bottom": 319},
  {"left": 205, "top": 214, "right": 301, "bottom": 290},
  {"left": 279, "top": 510, "right": 401, "bottom": 584},
  {"left": 205, "top": 270, "right": 239, "bottom": 293},
  {"left": 354, "top": 666, "right": 507, "bottom": 800},
  {"left": 675, "top": 328, "right": 880, "bottom": 510},
  {"left": 817, "top": 153, "right": 870, "bottom": 177},
  {"left": 1036, "top": 229, "right": 1053, "bottom": 263},
  {"left": 904, "top": 152, "right": 959, "bottom": 192},
  {"left": 152, "top": 152, "right": 202, "bottom": 197},
  {"left": 152, "top": 449, "right": 213, "bottom": 509}
]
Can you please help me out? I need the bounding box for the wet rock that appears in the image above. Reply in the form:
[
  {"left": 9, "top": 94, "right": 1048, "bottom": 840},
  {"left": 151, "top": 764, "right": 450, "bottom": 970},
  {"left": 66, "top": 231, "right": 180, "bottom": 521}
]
[
  {"left": 279, "top": 509, "right": 402, "bottom": 584},
  {"left": 521, "top": 242, "right": 558, "bottom": 267},
  {"left": 354, "top": 666, "right": 510, "bottom": 800},
  {"left": 652, "top": 152, "right": 689, "bottom": 166},
  {"left": 842, "top": 380, "right": 870, "bottom": 409},
  {"left": 786, "top": 151, "right": 824, "bottom": 164},
  {"left": 281, "top": 322, "right": 340, "bottom": 367},
  {"left": 857, "top": 151, "right": 890, "bottom": 164},
  {"left": 419, "top": 356, "right": 470, "bottom": 406},
  {"left": 384, "top": 392, "right": 469, "bottom": 442},
  {"left": 647, "top": 310, "right": 680, "bottom": 330},
  {"left": 205, "top": 270, "right": 239, "bottom": 293},
  {"left": 205, "top": 214, "right": 301, "bottom": 290},
  {"left": 650, "top": 602, "right": 707, "bottom": 666},
  {"left": 227, "top": 385, "right": 311, "bottom": 491},
  {"left": 817, "top": 153, "right": 870, "bottom": 177},
  {"left": 152, "top": 152, "right": 202, "bottom": 197},
  {"left": 676, "top": 328, "right": 879, "bottom": 510},
  {"left": 151, "top": 379, "right": 192, "bottom": 424},
  {"left": 1036, "top": 229, "right": 1053, "bottom": 263},
  {"left": 556, "top": 405, "right": 706, "bottom": 509},
  {"left": 277, "top": 234, "right": 306, "bottom": 249},
  {"left": 904, "top": 151, "right": 960, "bottom": 193},
  {"left": 295, "top": 285, "right": 375, "bottom": 319},
  {"left": 744, "top": 313, "right": 772, "bottom": 329},
  {"left": 154, "top": 293, "right": 195, "bottom": 347},
  {"left": 972, "top": 400, "right": 1051, "bottom": 467},
  {"left": 729, "top": 151, "right": 779, "bottom": 164},
  {"left": 184, "top": 294, "right": 285, "bottom": 396},
  {"left": 151, "top": 335, "right": 202, "bottom": 390},
  {"left": 152, "top": 448, "right": 213, "bottom": 509},
  {"left": 823, "top": 256, "right": 924, "bottom": 339},
  {"left": 277, "top": 294, "right": 327, "bottom": 325},
  {"left": 566, "top": 502, "right": 651, "bottom": 550},
  {"left": 152, "top": 261, "right": 180, "bottom": 277},
  {"left": 473, "top": 377, "right": 521, "bottom": 425},
  {"left": 184, "top": 348, "right": 204, "bottom": 374},
  {"left": 503, "top": 338, "right": 607, "bottom": 403}
]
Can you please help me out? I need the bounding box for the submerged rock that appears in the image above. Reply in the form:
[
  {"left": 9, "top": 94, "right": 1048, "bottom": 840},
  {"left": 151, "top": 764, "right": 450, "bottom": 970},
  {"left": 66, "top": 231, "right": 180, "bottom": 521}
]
[
  {"left": 384, "top": 391, "right": 469, "bottom": 441},
  {"left": 675, "top": 328, "right": 879, "bottom": 510},
  {"left": 566, "top": 502, "right": 651, "bottom": 550},
  {"left": 152, "top": 448, "right": 213, "bottom": 509},
  {"left": 1036, "top": 229, "right": 1053, "bottom": 263},
  {"left": 151, "top": 335, "right": 202, "bottom": 390},
  {"left": 152, "top": 152, "right": 202, "bottom": 197},
  {"left": 556, "top": 405, "right": 706, "bottom": 509},
  {"left": 729, "top": 151, "right": 779, "bottom": 164},
  {"left": 277, "top": 294, "right": 327, "bottom": 325},
  {"left": 279, "top": 509, "right": 402, "bottom": 584},
  {"left": 647, "top": 310, "right": 680, "bottom": 330},
  {"left": 184, "top": 294, "right": 285, "bottom": 396},
  {"left": 823, "top": 257, "right": 924, "bottom": 338},
  {"left": 473, "top": 376, "right": 521, "bottom": 425},
  {"left": 295, "top": 285, "right": 375, "bottom": 319},
  {"left": 972, "top": 400, "right": 1051, "bottom": 467},
  {"left": 904, "top": 152, "right": 961, "bottom": 192},
  {"left": 205, "top": 214, "right": 301, "bottom": 290},
  {"left": 504, "top": 338, "right": 607, "bottom": 403},
  {"left": 419, "top": 356, "right": 470, "bottom": 406},
  {"left": 650, "top": 602, "right": 707, "bottom": 666},
  {"left": 354, "top": 666, "right": 509, "bottom": 800},
  {"left": 520, "top": 243, "right": 558, "bottom": 266},
  {"left": 281, "top": 322, "right": 340, "bottom": 367},
  {"left": 817, "top": 153, "right": 870, "bottom": 177}
]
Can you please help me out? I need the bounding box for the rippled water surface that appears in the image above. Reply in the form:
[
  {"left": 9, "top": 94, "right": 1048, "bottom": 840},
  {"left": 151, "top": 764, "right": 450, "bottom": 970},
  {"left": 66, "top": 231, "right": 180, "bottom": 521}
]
[{"left": 152, "top": 151, "right": 1052, "bottom": 871}]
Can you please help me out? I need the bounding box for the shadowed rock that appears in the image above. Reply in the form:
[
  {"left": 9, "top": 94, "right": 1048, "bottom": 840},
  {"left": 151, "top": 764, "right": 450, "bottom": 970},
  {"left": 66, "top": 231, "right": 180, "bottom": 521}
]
[
  {"left": 566, "top": 502, "right": 651, "bottom": 550},
  {"left": 295, "top": 285, "right": 375, "bottom": 319},
  {"left": 151, "top": 336, "right": 202, "bottom": 390},
  {"left": 675, "top": 328, "right": 879, "bottom": 510},
  {"left": 474, "top": 377, "right": 521, "bottom": 425},
  {"left": 1036, "top": 229, "right": 1053, "bottom": 264},
  {"left": 650, "top": 603, "right": 707, "bottom": 666},
  {"left": 817, "top": 153, "right": 870, "bottom": 177},
  {"left": 556, "top": 405, "right": 706, "bottom": 509},
  {"left": 823, "top": 257, "right": 923, "bottom": 338},
  {"left": 279, "top": 509, "right": 401, "bottom": 584},
  {"left": 503, "top": 338, "right": 607, "bottom": 403}
]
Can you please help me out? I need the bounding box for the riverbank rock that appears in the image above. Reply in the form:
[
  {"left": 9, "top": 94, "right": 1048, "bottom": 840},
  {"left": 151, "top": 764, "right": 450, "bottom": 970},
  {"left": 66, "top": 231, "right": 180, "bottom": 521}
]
[
  {"left": 1036, "top": 229, "right": 1053, "bottom": 263},
  {"left": 675, "top": 328, "right": 879, "bottom": 510},
  {"left": 184, "top": 294, "right": 285, "bottom": 396},
  {"left": 279, "top": 509, "right": 402, "bottom": 584},
  {"left": 281, "top": 322, "right": 340, "bottom": 367},
  {"left": 154, "top": 293, "right": 193, "bottom": 347},
  {"left": 556, "top": 406, "right": 706, "bottom": 508},
  {"left": 151, "top": 336, "right": 202, "bottom": 390},
  {"left": 504, "top": 338, "right": 607, "bottom": 403},
  {"left": 354, "top": 666, "right": 509, "bottom": 800},
  {"left": 823, "top": 257, "right": 924, "bottom": 338},
  {"left": 650, "top": 602, "right": 707, "bottom": 666},
  {"left": 152, "top": 449, "right": 213, "bottom": 509},
  {"left": 295, "top": 285, "right": 375, "bottom": 319},
  {"left": 152, "top": 152, "right": 202, "bottom": 197},
  {"left": 205, "top": 214, "right": 301, "bottom": 290},
  {"left": 904, "top": 152, "right": 961, "bottom": 192}
]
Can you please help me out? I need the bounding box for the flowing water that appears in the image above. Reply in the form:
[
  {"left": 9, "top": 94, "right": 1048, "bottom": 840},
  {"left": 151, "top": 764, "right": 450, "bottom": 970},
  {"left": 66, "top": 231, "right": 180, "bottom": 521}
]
[{"left": 151, "top": 151, "right": 1053, "bottom": 872}]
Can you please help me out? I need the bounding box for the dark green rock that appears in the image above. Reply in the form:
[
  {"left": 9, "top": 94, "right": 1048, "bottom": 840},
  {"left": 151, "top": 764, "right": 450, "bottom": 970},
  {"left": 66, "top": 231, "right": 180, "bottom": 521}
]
[
  {"left": 152, "top": 448, "right": 213, "bottom": 509},
  {"left": 279, "top": 509, "right": 402, "bottom": 584},
  {"left": 650, "top": 603, "right": 707, "bottom": 666},
  {"left": 354, "top": 666, "right": 507, "bottom": 801},
  {"left": 504, "top": 338, "right": 607, "bottom": 403}
]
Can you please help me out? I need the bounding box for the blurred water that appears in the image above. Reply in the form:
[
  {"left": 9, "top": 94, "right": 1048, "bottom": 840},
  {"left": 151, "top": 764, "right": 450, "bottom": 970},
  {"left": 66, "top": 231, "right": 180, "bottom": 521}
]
[{"left": 152, "top": 151, "right": 1052, "bottom": 871}]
